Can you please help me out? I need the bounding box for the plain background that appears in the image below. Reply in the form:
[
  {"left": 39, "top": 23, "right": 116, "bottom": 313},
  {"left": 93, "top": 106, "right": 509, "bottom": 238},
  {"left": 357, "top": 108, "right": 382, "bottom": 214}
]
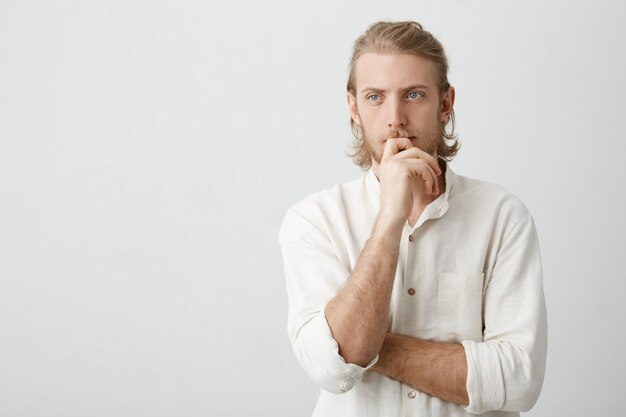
[{"left": 1, "top": 0, "right": 625, "bottom": 415}]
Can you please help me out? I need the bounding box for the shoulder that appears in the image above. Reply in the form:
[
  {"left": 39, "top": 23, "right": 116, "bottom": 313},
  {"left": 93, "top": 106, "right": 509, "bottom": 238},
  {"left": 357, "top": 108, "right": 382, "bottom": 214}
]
[
  {"left": 278, "top": 173, "right": 367, "bottom": 244},
  {"left": 452, "top": 171, "right": 534, "bottom": 226}
]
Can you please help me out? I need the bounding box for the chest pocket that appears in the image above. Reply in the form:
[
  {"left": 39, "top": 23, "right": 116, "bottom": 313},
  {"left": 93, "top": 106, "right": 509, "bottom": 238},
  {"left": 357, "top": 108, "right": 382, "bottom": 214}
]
[{"left": 437, "top": 271, "right": 485, "bottom": 341}]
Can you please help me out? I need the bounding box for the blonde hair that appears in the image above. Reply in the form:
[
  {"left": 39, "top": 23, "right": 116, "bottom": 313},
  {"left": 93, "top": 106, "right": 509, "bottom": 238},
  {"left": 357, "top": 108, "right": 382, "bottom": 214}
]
[{"left": 346, "top": 21, "right": 460, "bottom": 170}]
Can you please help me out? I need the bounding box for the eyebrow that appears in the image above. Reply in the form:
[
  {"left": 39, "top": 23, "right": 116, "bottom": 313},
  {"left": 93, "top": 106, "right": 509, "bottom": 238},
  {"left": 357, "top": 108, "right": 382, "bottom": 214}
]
[{"left": 360, "top": 84, "right": 431, "bottom": 94}]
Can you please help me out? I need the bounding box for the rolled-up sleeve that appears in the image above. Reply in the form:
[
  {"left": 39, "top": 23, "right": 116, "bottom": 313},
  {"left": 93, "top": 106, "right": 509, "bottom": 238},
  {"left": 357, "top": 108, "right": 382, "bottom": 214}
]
[
  {"left": 279, "top": 207, "right": 378, "bottom": 394},
  {"left": 461, "top": 212, "right": 548, "bottom": 414}
]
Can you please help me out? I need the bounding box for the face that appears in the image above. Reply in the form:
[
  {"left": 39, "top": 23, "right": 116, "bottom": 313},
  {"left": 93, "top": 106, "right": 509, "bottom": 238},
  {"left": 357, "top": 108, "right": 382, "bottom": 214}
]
[{"left": 347, "top": 53, "right": 455, "bottom": 167}]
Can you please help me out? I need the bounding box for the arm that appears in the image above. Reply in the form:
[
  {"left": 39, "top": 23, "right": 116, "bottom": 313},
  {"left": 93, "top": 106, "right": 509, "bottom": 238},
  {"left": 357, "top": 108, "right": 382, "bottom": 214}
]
[
  {"left": 279, "top": 207, "right": 386, "bottom": 394},
  {"left": 372, "top": 333, "right": 469, "bottom": 406},
  {"left": 372, "top": 210, "right": 547, "bottom": 414},
  {"left": 280, "top": 207, "right": 404, "bottom": 393},
  {"left": 325, "top": 139, "right": 442, "bottom": 367},
  {"left": 279, "top": 138, "right": 442, "bottom": 394},
  {"left": 324, "top": 215, "right": 403, "bottom": 366},
  {"left": 459, "top": 212, "right": 548, "bottom": 414}
]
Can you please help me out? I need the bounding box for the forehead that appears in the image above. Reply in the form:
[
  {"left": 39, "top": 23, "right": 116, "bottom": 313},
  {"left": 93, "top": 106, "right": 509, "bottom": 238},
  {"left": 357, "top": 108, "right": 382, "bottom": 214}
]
[{"left": 354, "top": 52, "right": 438, "bottom": 91}]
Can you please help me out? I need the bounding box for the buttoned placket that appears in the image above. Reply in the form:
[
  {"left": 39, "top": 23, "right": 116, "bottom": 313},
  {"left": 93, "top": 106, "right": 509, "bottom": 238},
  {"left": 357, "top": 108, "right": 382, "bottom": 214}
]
[
  {"left": 400, "top": 197, "right": 450, "bottom": 415},
  {"left": 366, "top": 165, "right": 454, "bottom": 414}
]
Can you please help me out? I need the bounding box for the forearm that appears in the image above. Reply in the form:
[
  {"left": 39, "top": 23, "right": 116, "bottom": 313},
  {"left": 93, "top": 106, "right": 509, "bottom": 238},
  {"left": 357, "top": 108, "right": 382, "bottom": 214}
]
[
  {"left": 324, "top": 215, "right": 403, "bottom": 367},
  {"left": 373, "top": 333, "right": 469, "bottom": 406}
]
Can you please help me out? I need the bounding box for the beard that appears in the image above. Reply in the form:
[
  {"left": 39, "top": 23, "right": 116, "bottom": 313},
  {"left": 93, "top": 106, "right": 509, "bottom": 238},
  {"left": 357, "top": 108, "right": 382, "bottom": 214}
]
[{"left": 362, "top": 123, "right": 443, "bottom": 165}]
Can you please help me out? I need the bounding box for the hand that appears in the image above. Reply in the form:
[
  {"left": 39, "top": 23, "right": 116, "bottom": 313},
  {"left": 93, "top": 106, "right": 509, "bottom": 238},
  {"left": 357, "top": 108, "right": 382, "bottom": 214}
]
[{"left": 377, "top": 138, "right": 442, "bottom": 226}]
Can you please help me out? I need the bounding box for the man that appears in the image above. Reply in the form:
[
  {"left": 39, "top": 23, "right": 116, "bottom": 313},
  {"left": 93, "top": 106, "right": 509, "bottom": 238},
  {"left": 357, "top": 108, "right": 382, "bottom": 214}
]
[{"left": 279, "top": 20, "right": 547, "bottom": 417}]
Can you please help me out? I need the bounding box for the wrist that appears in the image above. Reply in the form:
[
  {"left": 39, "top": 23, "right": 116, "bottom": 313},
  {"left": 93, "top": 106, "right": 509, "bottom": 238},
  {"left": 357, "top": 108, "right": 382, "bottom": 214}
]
[{"left": 372, "top": 213, "right": 405, "bottom": 237}]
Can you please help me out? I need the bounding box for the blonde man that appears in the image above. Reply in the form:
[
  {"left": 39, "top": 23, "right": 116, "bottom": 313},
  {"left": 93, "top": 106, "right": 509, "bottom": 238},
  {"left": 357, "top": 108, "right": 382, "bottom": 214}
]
[{"left": 279, "top": 21, "right": 547, "bottom": 417}]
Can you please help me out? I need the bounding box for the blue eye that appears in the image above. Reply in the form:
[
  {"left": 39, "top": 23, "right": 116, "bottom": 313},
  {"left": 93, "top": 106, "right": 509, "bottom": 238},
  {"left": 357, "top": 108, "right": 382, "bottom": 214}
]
[
  {"left": 408, "top": 91, "right": 422, "bottom": 99},
  {"left": 368, "top": 94, "right": 380, "bottom": 102}
]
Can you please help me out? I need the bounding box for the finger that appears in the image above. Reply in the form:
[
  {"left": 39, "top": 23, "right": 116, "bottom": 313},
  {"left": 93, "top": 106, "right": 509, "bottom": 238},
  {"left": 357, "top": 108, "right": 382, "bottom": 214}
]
[
  {"left": 405, "top": 159, "right": 439, "bottom": 194},
  {"left": 381, "top": 137, "right": 415, "bottom": 161},
  {"left": 393, "top": 146, "right": 442, "bottom": 176}
]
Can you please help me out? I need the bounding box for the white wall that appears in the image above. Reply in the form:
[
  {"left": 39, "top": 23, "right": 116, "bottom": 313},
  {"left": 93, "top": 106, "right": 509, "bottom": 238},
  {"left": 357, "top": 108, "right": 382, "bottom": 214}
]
[{"left": 1, "top": 0, "right": 624, "bottom": 415}]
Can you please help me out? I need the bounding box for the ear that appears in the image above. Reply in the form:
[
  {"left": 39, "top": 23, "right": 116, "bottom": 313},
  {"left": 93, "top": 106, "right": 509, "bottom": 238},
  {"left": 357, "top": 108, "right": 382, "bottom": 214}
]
[
  {"left": 439, "top": 86, "right": 455, "bottom": 123},
  {"left": 347, "top": 92, "right": 361, "bottom": 125}
]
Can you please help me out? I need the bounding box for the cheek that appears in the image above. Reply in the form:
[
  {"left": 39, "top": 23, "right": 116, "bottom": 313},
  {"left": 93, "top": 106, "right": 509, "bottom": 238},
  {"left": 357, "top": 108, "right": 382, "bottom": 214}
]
[
  {"left": 415, "top": 109, "right": 441, "bottom": 128},
  {"left": 357, "top": 106, "right": 381, "bottom": 126}
]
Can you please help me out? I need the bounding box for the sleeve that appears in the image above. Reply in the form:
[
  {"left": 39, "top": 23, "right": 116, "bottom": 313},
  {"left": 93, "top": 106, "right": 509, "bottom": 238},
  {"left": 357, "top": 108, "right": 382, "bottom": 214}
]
[
  {"left": 460, "top": 211, "right": 548, "bottom": 414},
  {"left": 278, "top": 207, "right": 379, "bottom": 394}
]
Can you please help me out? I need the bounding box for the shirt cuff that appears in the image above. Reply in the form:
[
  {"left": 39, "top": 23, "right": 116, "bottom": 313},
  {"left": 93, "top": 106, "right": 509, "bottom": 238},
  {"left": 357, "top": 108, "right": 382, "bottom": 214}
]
[{"left": 460, "top": 339, "right": 505, "bottom": 414}]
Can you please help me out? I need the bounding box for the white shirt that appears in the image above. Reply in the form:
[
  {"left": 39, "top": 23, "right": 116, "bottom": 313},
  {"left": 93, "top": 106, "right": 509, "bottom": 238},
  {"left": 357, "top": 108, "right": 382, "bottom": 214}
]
[{"left": 278, "top": 163, "right": 548, "bottom": 417}]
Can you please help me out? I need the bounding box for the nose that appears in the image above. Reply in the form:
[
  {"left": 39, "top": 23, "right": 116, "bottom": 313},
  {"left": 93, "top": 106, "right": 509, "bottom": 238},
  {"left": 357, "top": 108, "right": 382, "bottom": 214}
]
[{"left": 386, "top": 98, "right": 407, "bottom": 128}]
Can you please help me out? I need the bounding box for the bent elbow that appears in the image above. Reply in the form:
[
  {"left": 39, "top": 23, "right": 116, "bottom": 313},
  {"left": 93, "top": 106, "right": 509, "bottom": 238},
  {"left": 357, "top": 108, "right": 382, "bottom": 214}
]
[
  {"left": 516, "top": 380, "right": 542, "bottom": 412},
  {"left": 503, "top": 350, "right": 546, "bottom": 413},
  {"left": 303, "top": 349, "right": 378, "bottom": 394},
  {"left": 288, "top": 311, "right": 377, "bottom": 395},
  {"left": 514, "top": 393, "right": 538, "bottom": 413}
]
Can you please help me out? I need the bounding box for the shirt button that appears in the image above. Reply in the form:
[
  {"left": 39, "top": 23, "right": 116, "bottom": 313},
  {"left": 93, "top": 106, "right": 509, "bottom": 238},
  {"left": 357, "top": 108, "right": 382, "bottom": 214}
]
[
  {"left": 407, "top": 288, "right": 415, "bottom": 296},
  {"left": 408, "top": 235, "right": 414, "bottom": 242},
  {"left": 408, "top": 391, "right": 417, "bottom": 399}
]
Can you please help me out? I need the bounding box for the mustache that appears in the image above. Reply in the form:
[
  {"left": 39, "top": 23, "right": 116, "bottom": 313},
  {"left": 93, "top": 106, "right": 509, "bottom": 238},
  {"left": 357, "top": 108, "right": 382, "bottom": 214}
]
[
  {"left": 387, "top": 129, "right": 418, "bottom": 138},
  {"left": 384, "top": 128, "right": 420, "bottom": 140}
]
